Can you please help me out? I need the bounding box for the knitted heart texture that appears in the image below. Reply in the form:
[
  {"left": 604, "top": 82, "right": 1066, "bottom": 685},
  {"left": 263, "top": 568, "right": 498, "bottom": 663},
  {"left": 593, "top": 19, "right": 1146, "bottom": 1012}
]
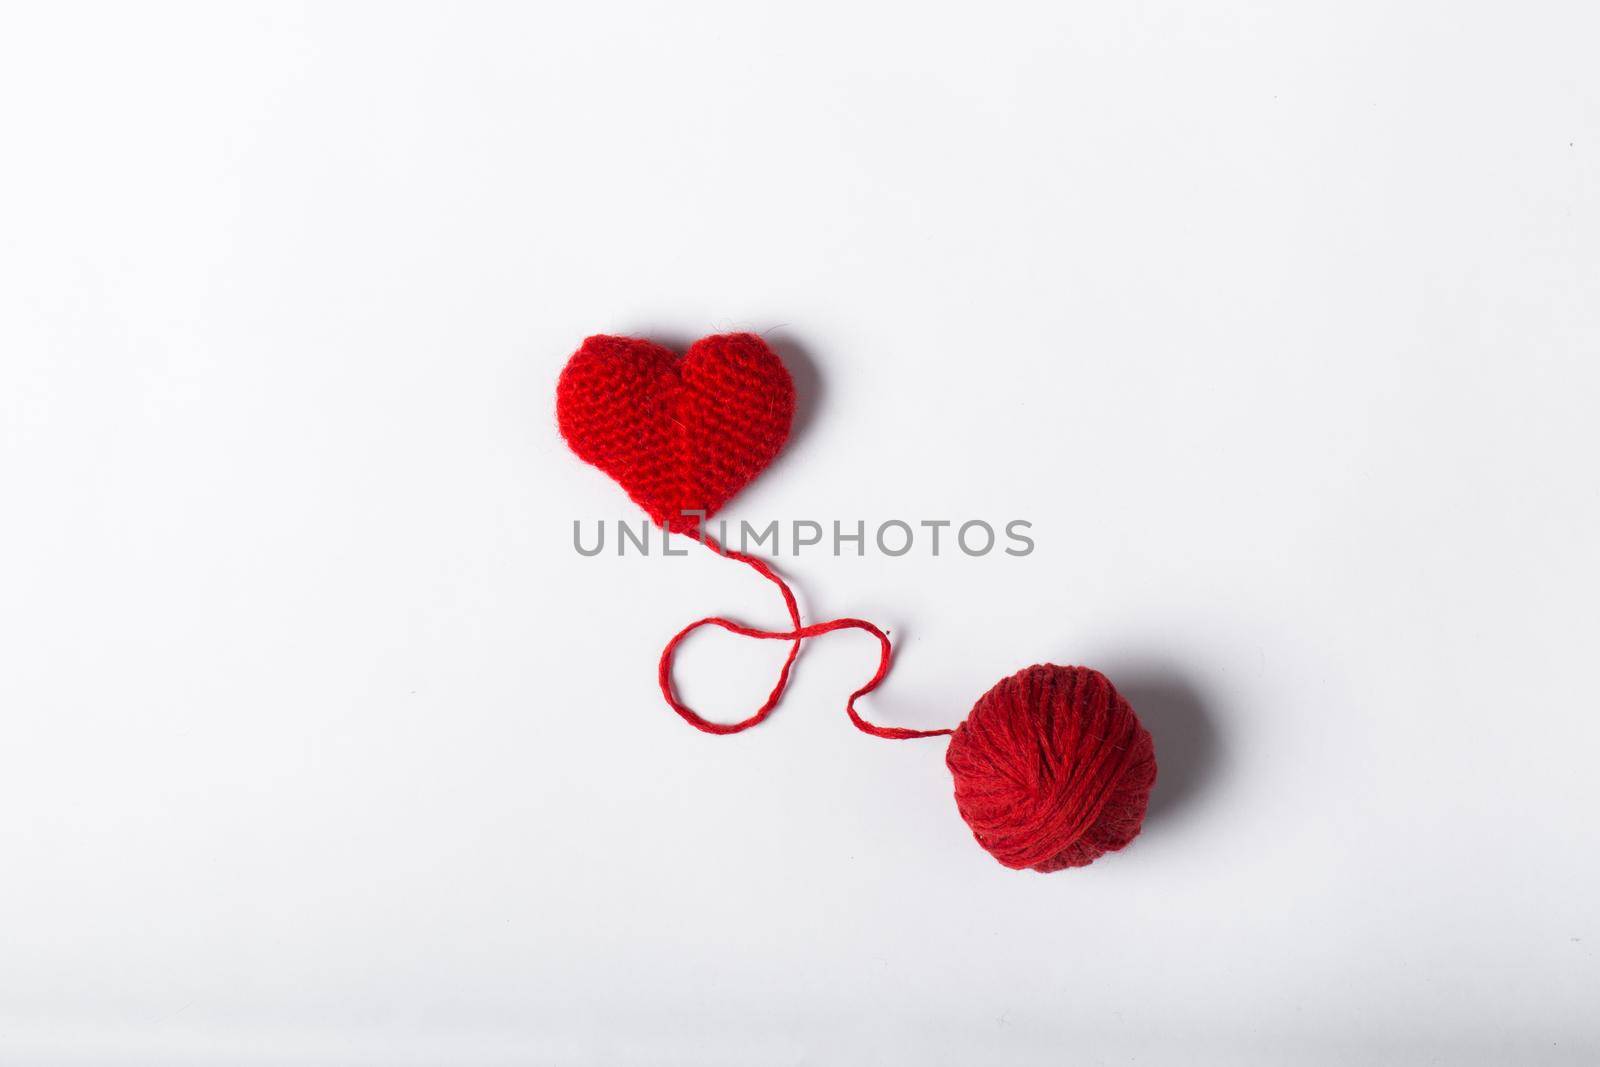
[{"left": 556, "top": 333, "right": 794, "bottom": 532}]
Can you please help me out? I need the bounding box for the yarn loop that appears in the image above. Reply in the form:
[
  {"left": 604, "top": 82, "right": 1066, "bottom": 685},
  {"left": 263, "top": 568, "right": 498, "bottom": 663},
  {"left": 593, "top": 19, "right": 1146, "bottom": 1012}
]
[{"left": 658, "top": 530, "right": 953, "bottom": 740}]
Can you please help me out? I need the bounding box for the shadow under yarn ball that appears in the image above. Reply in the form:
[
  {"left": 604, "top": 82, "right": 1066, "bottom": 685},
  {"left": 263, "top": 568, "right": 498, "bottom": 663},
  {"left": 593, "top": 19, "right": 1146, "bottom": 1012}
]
[{"left": 947, "top": 665, "right": 1157, "bottom": 872}]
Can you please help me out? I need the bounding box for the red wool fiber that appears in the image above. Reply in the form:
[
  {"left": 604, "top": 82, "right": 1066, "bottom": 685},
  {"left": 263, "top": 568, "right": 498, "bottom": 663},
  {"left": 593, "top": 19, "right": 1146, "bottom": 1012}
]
[
  {"left": 556, "top": 333, "right": 794, "bottom": 533},
  {"left": 556, "top": 332, "right": 1157, "bottom": 871},
  {"left": 947, "top": 665, "right": 1157, "bottom": 871}
]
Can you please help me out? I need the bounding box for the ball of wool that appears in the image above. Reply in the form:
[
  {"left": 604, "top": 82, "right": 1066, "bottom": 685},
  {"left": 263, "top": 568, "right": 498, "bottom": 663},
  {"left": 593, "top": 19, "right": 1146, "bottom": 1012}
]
[{"left": 946, "top": 665, "right": 1157, "bottom": 872}]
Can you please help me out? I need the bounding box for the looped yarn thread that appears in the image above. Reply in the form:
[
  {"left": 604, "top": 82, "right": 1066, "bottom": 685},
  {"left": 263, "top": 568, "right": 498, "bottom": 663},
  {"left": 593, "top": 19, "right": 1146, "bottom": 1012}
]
[
  {"left": 558, "top": 330, "right": 944, "bottom": 739},
  {"left": 557, "top": 331, "right": 1158, "bottom": 871},
  {"left": 658, "top": 529, "right": 952, "bottom": 740}
]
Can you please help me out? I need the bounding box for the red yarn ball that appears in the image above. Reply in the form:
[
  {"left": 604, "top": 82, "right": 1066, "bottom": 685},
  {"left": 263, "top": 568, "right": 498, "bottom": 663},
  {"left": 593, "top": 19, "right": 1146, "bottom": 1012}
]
[{"left": 946, "top": 665, "right": 1157, "bottom": 872}]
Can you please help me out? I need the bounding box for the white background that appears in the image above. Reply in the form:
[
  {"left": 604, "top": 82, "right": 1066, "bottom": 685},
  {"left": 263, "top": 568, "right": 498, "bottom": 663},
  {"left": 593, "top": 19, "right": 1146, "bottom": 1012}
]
[{"left": 2, "top": 2, "right": 1597, "bottom": 1064}]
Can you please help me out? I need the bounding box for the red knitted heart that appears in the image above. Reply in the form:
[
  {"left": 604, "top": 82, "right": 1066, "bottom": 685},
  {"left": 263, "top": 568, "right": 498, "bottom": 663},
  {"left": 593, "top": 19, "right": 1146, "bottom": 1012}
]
[{"left": 557, "top": 333, "right": 795, "bottom": 532}]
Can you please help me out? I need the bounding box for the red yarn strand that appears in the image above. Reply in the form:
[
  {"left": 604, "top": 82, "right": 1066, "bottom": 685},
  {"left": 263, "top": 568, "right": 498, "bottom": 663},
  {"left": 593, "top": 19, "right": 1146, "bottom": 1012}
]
[{"left": 657, "top": 532, "right": 953, "bottom": 741}]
